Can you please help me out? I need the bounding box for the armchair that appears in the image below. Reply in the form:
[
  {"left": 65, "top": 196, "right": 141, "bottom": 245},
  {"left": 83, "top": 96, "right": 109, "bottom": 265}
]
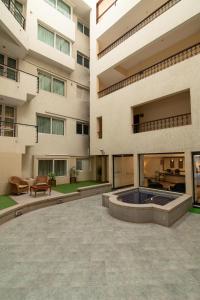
[{"left": 9, "top": 176, "right": 29, "bottom": 195}]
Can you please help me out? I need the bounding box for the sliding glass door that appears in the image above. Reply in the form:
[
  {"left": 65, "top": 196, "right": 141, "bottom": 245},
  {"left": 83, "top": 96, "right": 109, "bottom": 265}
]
[{"left": 192, "top": 153, "right": 200, "bottom": 205}]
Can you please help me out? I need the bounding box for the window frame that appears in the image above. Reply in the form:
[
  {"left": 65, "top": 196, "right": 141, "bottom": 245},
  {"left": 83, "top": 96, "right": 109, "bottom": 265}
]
[
  {"left": 77, "top": 21, "right": 90, "bottom": 37},
  {"left": 0, "top": 53, "right": 17, "bottom": 81},
  {"left": 0, "top": 103, "right": 16, "bottom": 137},
  {"left": 38, "top": 159, "right": 68, "bottom": 176},
  {"left": 38, "top": 23, "right": 71, "bottom": 56},
  {"left": 38, "top": 71, "right": 65, "bottom": 96},
  {"left": 37, "top": 114, "right": 65, "bottom": 136},
  {"left": 76, "top": 121, "right": 89, "bottom": 135},
  {"left": 77, "top": 52, "right": 89, "bottom": 69},
  {"left": 45, "top": 0, "right": 72, "bottom": 19}
]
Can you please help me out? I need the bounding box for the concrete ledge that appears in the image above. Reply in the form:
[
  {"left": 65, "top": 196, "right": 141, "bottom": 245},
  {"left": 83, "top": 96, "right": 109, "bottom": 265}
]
[
  {"left": 103, "top": 187, "right": 192, "bottom": 227},
  {"left": 0, "top": 183, "right": 112, "bottom": 226}
]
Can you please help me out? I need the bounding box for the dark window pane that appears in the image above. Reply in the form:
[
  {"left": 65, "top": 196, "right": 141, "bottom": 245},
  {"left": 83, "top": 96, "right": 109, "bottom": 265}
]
[
  {"left": 84, "top": 57, "right": 89, "bottom": 69},
  {"left": 83, "top": 124, "right": 89, "bottom": 135},
  {"left": 84, "top": 26, "right": 89, "bottom": 37},
  {"left": 78, "top": 21, "right": 83, "bottom": 33},
  {"left": 77, "top": 53, "right": 83, "bottom": 65},
  {"left": 38, "top": 160, "right": 53, "bottom": 176},
  {"left": 76, "top": 122, "right": 82, "bottom": 134},
  {"left": 37, "top": 116, "right": 51, "bottom": 133},
  {"left": 54, "top": 160, "right": 66, "bottom": 176}
]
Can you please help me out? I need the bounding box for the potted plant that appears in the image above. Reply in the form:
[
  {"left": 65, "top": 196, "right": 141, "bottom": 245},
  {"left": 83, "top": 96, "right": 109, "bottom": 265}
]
[
  {"left": 70, "top": 167, "right": 78, "bottom": 183},
  {"left": 48, "top": 172, "right": 56, "bottom": 186}
]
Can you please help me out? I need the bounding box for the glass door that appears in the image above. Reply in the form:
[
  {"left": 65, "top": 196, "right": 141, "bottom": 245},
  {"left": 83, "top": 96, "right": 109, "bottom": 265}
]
[{"left": 192, "top": 153, "right": 200, "bottom": 205}]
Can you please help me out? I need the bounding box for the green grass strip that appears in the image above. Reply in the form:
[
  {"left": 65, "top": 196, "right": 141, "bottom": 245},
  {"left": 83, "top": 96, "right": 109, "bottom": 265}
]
[
  {"left": 52, "top": 180, "right": 101, "bottom": 194},
  {"left": 189, "top": 207, "right": 200, "bottom": 214},
  {"left": 0, "top": 195, "right": 17, "bottom": 210}
]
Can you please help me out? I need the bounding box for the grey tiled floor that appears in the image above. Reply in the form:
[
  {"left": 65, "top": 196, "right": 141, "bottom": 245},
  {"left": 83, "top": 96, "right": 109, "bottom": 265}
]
[{"left": 0, "top": 195, "right": 200, "bottom": 300}]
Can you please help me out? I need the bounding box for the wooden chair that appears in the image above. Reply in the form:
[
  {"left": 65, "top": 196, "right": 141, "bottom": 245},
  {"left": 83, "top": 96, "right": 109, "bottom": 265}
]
[
  {"left": 34, "top": 176, "right": 49, "bottom": 186},
  {"left": 9, "top": 176, "right": 29, "bottom": 195}
]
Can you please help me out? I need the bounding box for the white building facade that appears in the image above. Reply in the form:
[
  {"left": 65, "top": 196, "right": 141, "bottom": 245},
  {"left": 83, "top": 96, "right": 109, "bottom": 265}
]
[
  {"left": 0, "top": 0, "right": 92, "bottom": 194},
  {"left": 90, "top": 0, "right": 200, "bottom": 205}
]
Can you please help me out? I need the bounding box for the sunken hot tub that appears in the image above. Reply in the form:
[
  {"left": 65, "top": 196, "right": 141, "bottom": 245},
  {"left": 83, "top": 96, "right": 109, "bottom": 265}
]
[{"left": 102, "top": 187, "right": 192, "bottom": 227}]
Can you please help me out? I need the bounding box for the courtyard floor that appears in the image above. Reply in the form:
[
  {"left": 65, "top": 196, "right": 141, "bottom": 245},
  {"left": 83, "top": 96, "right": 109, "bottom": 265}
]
[{"left": 0, "top": 195, "right": 199, "bottom": 300}]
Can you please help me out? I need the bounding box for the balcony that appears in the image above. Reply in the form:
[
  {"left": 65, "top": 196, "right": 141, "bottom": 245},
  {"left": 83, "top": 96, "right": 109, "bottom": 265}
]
[
  {"left": 1, "top": 0, "right": 25, "bottom": 28},
  {"left": 133, "top": 113, "right": 191, "bottom": 134},
  {"left": 0, "top": 64, "right": 38, "bottom": 105},
  {"left": 96, "top": 0, "right": 117, "bottom": 23},
  {"left": 98, "top": 0, "right": 180, "bottom": 58},
  {"left": 0, "top": 120, "right": 38, "bottom": 153},
  {"left": 0, "top": 0, "right": 28, "bottom": 56},
  {"left": 98, "top": 43, "right": 200, "bottom": 98}
]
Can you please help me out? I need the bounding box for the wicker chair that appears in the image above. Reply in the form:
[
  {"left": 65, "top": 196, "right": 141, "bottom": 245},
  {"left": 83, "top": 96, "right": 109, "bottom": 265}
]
[{"left": 9, "top": 176, "right": 29, "bottom": 195}]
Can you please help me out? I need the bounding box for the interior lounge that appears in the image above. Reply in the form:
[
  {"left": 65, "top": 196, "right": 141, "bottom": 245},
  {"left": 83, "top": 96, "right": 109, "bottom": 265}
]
[{"left": 140, "top": 153, "right": 186, "bottom": 193}]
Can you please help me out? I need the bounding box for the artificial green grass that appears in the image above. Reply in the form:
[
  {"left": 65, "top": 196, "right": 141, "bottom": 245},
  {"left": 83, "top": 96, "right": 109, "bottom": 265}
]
[
  {"left": 0, "top": 195, "right": 17, "bottom": 210},
  {"left": 189, "top": 207, "right": 200, "bottom": 214},
  {"left": 52, "top": 180, "right": 101, "bottom": 194}
]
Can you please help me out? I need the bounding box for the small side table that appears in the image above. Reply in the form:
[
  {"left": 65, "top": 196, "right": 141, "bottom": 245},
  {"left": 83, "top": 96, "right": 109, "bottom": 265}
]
[{"left": 30, "top": 185, "right": 51, "bottom": 197}]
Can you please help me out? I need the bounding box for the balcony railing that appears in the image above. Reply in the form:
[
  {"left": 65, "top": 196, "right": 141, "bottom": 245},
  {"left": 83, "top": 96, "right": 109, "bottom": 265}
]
[
  {"left": 98, "top": 0, "right": 181, "bottom": 58},
  {"left": 96, "top": 0, "right": 117, "bottom": 23},
  {"left": 98, "top": 43, "right": 200, "bottom": 98},
  {"left": 133, "top": 113, "right": 191, "bottom": 134},
  {"left": 1, "top": 0, "right": 25, "bottom": 28},
  {"left": 0, "top": 120, "right": 38, "bottom": 143},
  {"left": 0, "top": 63, "right": 39, "bottom": 92}
]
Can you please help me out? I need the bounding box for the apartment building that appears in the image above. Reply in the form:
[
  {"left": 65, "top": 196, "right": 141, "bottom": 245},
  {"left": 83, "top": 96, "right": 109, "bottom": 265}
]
[
  {"left": 0, "top": 0, "right": 92, "bottom": 194},
  {"left": 90, "top": 0, "right": 200, "bottom": 206}
]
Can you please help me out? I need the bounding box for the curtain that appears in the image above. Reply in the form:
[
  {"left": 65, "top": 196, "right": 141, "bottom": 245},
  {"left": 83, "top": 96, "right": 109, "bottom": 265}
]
[
  {"left": 54, "top": 160, "right": 66, "bottom": 176},
  {"left": 53, "top": 78, "right": 64, "bottom": 96},
  {"left": 38, "top": 160, "right": 53, "bottom": 176},
  {"left": 38, "top": 25, "right": 54, "bottom": 47},
  {"left": 57, "top": 0, "right": 71, "bottom": 18},
  {"left": 37, "top": 116, "right": 51, "bottom": 133},
  {"left": 45, "top": 0, "right": 56, "bottom": 7},
  {"left": 52, "top": 118, "right": 64, "bottom": 135},
  {"left": 39, "top": 73, "right": 51, "bottom": 92},
  {"left": 76, "top": 159, "right": 83, "bottom": 171},
  {"left": 56, "top": 35, "right": 70, "bottom": 55}
]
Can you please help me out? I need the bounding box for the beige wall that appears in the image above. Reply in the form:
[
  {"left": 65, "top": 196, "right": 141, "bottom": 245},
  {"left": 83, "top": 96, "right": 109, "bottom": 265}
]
[{"left": 0, "top": 153, "right": 22, "bottom": 195}]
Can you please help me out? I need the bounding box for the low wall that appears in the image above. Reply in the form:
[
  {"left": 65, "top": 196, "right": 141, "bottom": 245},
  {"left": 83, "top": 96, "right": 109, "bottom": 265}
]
[{"left": 0, "top": 183, "right": 112, "bottom": 226}]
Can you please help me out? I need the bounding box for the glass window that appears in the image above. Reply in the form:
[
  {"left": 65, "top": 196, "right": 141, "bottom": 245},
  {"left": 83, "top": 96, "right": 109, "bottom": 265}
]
[
  {"left": 84, "top": 57, "right": 89, "bottom": 69},
  {"left": 83, "top": 124, "right": 89, "bottom": 135},
  {"left": 57, "top": 0, "right": 71, "bottom": 18},
  {"left": 7, "top": 57, "right": 17, "bottom": 80},
  {"left": 0, "top": 54, "right": 4, "bottom": 76},
  {"left": 76, "top": 122, "right": 83, "bottom": 134},
  {"left": 38, "top": 24, "right": 54, "bottom": 47},
  {"left": 56, "top": 35, "right": 70, "bottom": 55},
  {"left": 39, "top": 73, "right": 51, "bottom": 92},
  {"left": 45, "top": 0, "right": 56, "bottom": 7},
  {"left": 76, "top": 159, "right": 83, "bottom": 171},
  {"left": 53, "top": 78, "right": 64, "bottom": 95},
  {"left": 54, "top": 160, "right": 66, "bottom": 176},
  {"left": 52, "top": 118, "right": 64, "bottom": 135},
  {"left": 77, "top": 53, "right": 83, "bottom": 65},
  {"left": 77, "top": 22, "right": 84, "bottom": 33},
  {"left": 37, "top": 116, "right": 51, "bottom": 134},
  {"left": 38, "top": 160, "right": 53, "bottom": 176},
  {"left": 84, "top": 26, "right": 89, "bottom": 37}
]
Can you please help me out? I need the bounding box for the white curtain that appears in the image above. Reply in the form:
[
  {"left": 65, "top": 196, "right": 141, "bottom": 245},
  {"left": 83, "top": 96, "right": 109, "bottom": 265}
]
[
  {"left": 53, "top": 78, "right": 64, "bottom": 95},
  {"left": 39, "top": 73, "right": 51, "bottom": 92},
  {"left": 52, "top": 118, "right": 64, "bottom": 135},
  {"left": 45, "top": 0, "right": 56, "bottom": 7},
  {"left": 37, "top": 116, "right": 51, "bottom": 134},
  {"left": 38, "top": 25, "right": 54, "bottom": 47},
  {"left": 56, "top": 35, "right": 70, "bottom": 55},
  {"left": 57, "top": 0, "right": 71, "bottom": 18}
]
